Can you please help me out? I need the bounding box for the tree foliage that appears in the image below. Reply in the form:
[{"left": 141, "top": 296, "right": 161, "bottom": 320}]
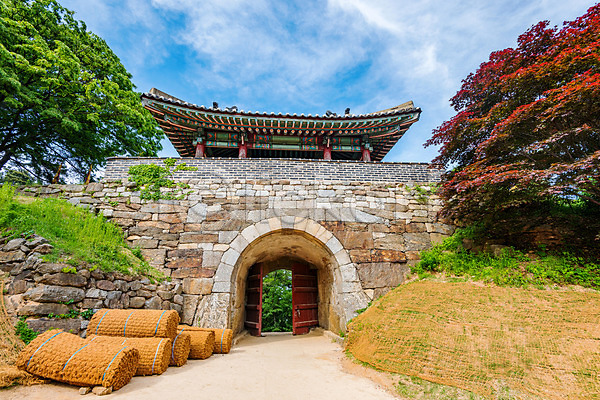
[
  {"left": 428, "top": 4, "right": 600, "bottom": 225},
  {"left": 262, "top": 269, "right": 292, "bottom": 332},
  {"left": 0, "top": 0, "right": 161, "bottom": 182}
]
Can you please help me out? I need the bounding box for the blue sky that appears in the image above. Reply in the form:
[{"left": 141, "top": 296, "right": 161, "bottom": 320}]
[{"left": 62, "top": 0, "right": 595, "bottom": 162}]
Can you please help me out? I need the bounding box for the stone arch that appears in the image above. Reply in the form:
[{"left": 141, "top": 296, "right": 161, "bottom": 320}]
[{"left": 211, "top": 217, "right": 369, "bottom": 334}]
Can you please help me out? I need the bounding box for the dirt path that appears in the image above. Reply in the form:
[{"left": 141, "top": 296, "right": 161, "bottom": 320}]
[{"left": 4, "top": 330, "right": 397, "bottom": 400}]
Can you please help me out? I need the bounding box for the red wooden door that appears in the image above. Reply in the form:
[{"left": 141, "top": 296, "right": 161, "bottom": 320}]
[
  {"left": 292, "top": 263, "right": 318, "bottom": 335},
  {"left": 245, "top": 264, "right": 263, "bottom": 336}
]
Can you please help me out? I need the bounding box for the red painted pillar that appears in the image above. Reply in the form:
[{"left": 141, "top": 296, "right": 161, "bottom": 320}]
[
  {"left": 195, "top": 142, "right": 206, "bottom": 158},
  {"left": 361, "top": 146, "right": 371, "bottom": 162},
  {"left": 323, "top": 145, "right": 332, "bottom": 160},
  {"left": 238, "top": 142, "right": 248, "bottom": 159}
]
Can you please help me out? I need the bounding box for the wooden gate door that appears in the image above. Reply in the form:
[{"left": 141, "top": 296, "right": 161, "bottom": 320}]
[
  {"left": 245, "top": 264, "right": 263, "bottom": 336},
  {"left": 292, "top": 263, "right": 318, "bottom": 335}
]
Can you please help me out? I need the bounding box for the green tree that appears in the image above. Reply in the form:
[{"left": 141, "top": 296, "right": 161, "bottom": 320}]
[
  {"left": 0, "top": 0, "right": 162, "bottom": 182},
  {"left": 262, "top": 269, "right": 292, "bottom": 332},
  {"left": 426, "top": 5, "right": 600, "bottom": 249}
]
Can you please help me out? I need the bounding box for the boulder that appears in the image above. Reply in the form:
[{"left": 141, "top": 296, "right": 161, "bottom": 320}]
[
  {"left": 17, "top": 302, "right": 69, "bottom": 316},
  {"left": 40, "top": 272, "right": 87, "bottom": 287},
  {"left": 128, "top": 296, "right": 146, "bottom": 308},
  {"left": 144, "top": 296, "right": 162, "bottom": 309},
  {"left": 27, "top": 285, "right": 85, "bottom": 303}
]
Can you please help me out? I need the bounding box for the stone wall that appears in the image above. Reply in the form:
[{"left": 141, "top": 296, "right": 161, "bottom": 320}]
[
  {"left": 6, "top": 158, "right": 453, "bottom": 334},
  {"left": 1, "top": 234, "right": 183, "bottom": 336},
  {"left": 104, "top": 157, "right": 442, "bottom": 183}
]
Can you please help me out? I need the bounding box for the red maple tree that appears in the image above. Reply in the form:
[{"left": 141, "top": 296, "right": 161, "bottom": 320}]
[{"left": 428, "top": 4, "right": 600, "bottom": 230}]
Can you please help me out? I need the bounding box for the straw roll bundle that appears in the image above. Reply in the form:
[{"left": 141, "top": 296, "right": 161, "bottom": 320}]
[
  {"left": 86, "top": 335, "right": 172, "bottom": 376},
  {"left": 176, "top": 326, "right": 215, "bottom": 360},
  {"left": 196, "top": 328, "right": 233, "bottom": 354},
  {"left": 16, "top": 330, "right": 139, "bottom": 390},
  {"left": 87, "top": 309, "right": 179, "bottom": 340},
  {"left": 170, "top": 331, "right": 191, "bottom": 367}
]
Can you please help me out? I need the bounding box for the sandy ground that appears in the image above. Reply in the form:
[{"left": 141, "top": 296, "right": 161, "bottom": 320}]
[{"left": 3, "top": 330, "right": 397, "bottom": 400}]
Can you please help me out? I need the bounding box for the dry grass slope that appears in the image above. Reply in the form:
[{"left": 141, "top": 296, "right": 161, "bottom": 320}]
[
  {"left": 345, "top": 281, "right": 600, "bottom": 400},
  {"left": 0, "top": 278, "right": 46, "bottom": 388}
]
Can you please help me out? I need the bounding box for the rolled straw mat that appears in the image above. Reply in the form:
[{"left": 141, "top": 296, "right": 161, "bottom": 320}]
[
  {"left": 170, "top": 331, "right": 191, "bottom": 367},
  {"left": 86, "top": 335, "right": 172, "bottom": 376},
  {"left": 184, "top": 326, "right": 233, "bottom": 354},
  {"left": 88, "top": 309, "right": 179, "bottom": 340},
  {"left": 176, "top": 326, "right": 215, "bottom": 359},
  {"left": 16, "top": 330, "right": 139, "bottom": 390}
]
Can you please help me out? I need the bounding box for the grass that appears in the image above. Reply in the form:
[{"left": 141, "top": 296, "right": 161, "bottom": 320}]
[
  {"left": 0, "top": 184, "right": 161, "bottom": 279},
  {"left": 412, "top": 226, "right": 600, "bottom": 289}
]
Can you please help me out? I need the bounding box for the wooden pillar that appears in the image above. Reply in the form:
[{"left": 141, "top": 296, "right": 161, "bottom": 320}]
[
  {"left": 238, "top": 142, "right": 248, "bottom": 159},
  {"left": 239, "top": 135, "right": 248, "bottom": 159},
  {"left": 361, "top": 146, "right": 371, "bottom": 162},
  {"left": 323, "top": 137, "right": 332, "bottom": 160},
  {"left": 195, "top": 142, "right": 206, "bottom": 158}
]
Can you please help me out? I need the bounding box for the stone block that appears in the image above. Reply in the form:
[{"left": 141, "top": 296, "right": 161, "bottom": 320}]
[
  {"left": 82, "top": 299, "right": 103, "bottom": 309},
  {"left": 158, "top": 213, "right": 184, "bottom": 224},
  {"left": 18, "top": 302, "right": 69, "bottom": 316},
  {"left": 202, "top": 250, "right": 223, "bottom": 268},
  {"left": 187, "top": 203, "right": 207, "bottom": 223},
  {"left": 334, "top": 250, "right": 351, "bottom": 266},
  {"left": 157, "top": 290, "right": 174, "bottom": 300},
  {"left": 182, "top": 278, "right": 213, "bottom": 295},
  {"left": 406, "top": 223, "right": 427, "bottom": 233},
  {"left": 179, "top": 233, "right": 218, "bottom": 244},
  {"left": 170, "top": 267, "right": 215, "bottom": 279},
  {"left": 27, "top": 285, "right": 85, "bottom": 303},
  {"left": 0, "top": 250, "right": 26, "bottom": 263},
  {"left": 240, "top": 225, "right": 260, "bottom": 243},
  {"left": 371, "top": 249, "right": 406, "bottom": 262},
  {"left": 404, "top": 233, "right": 432, "bottom": 251},
  {"left": 4, "top": 238, "right": 25, "bottom": 251},
  {"left": 349, "top": 249, "right": 372, "bottom": 263},
  {"left": 218, "top": 231, "right": 238, "bottom": 244},
  {"left": 167, "top": 248, "right": 202, "bottom": 258},
  {"left": 92, "top": 386, "right": 112, "bottom": 396},
  {"left": 40, "top": 272, "right": 87, "bottom": 287},
  {"left": 26, "top": 317, "right": 81, "bottom": 334},
  {"left": 356, "top": 262, "right": 409, "bottom": 288},
  {"left": 229, "top": 235, "right": 249, "bottom": 253},
  {"left": 193, "top": 293, "right": 230, "bottom": 328},
  {"left": 96, "top": 280, "right": 115, "bottom": 291},
  {"left": 373, "top": 234, "right": 404, "bottom": 250},
  {"left": 182, "top": 295, "right": 200, "bottom": 325},
  {"left": 166, "top": 257, "right": 203, "bottom": 270},
  {"left": 212, "top": 281, "right": 231, "bottom": 292},
  {"left": 339, "top": 264, "right": 359, "bottom": 282},
  {"left": 129, "top": 296, "right": 146, "bottom": 308},
  {"left": 145, "top": 296, "right": 162, "bottom": 309},
  {"left": 9, "top": 279, "right": 30, "bottom": 294},
  {"left": 339, "top": 232, "right": 373, "bottom": 249},
  {"left": 32, "top": 243, "right": 53, "bottom": 254},
  {"left": 221, "top": 248, "right": 240, "bottom": 266},
  {"left": 132, "top": 238, "right": 158, "bottom": 249},
  {"left": 140, "top": 249, "right": 166, "bottom": 267},
  {"left": 430, "top": 233, "right": 450, "bottom": 246}
]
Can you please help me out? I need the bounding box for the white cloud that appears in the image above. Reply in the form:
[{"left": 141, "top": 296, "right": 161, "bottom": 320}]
[{"left": 61, "top": 0, "right": 596, "bottom": 161}]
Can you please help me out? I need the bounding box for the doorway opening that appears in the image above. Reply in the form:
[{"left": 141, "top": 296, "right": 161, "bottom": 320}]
[
  {"left": 244, "top": 260, "right": 319, "bottom": 336},
  {"left": 262, "top": 269, "right": 292, "bottom": 333},
  {"left": 230, "top": 228, "right": 349, "bottom": 336}
]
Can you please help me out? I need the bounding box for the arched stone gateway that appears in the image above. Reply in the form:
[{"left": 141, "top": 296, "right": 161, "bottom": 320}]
[
  {"left": 10, "top": 162, "right": 455, "bottom": 337},
  {"left": 209, "top": 217, "right": 369, "bottom": 335}
]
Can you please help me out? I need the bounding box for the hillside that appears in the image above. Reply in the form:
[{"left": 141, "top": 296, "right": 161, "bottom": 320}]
[{"left": 345, "top": 280, "right": 600, "bottom": 399}]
